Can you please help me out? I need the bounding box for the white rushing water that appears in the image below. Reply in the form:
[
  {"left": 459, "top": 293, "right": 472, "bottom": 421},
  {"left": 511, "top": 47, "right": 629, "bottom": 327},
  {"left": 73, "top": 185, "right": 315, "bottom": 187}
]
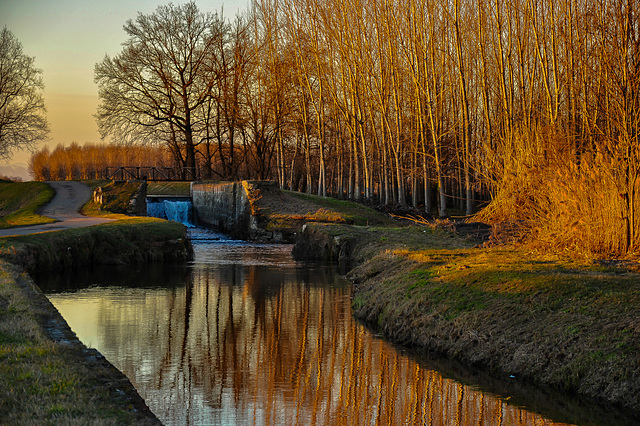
[{"left": 147, "top": 199, "right": 195, "bottom": 227}]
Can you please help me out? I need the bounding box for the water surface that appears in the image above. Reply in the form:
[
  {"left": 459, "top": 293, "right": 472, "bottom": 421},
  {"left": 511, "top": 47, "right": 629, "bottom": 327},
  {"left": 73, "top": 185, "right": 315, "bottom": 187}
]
[{"left": 38, "top": 229, "right": 635, "bottom": 425}]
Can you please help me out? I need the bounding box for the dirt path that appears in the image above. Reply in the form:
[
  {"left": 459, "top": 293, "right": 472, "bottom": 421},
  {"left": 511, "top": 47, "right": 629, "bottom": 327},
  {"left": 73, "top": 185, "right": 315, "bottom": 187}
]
[{"left": 0, "top": 181, "right": 114, "bottom": 237}]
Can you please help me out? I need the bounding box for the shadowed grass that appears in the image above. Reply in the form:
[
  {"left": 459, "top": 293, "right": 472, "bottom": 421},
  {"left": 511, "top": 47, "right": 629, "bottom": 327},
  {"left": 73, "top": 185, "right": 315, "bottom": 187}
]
[
  {"left": 0, "top": 261, "right": 159, "bottom": 424},
  {"left": 0, "top": 182, "right": 56, "bottom": 229},
  {"left": 348, "top": 235, "right": 640, "bottom": 412},
  {"left": 147, "top": 181, "right": 191, "bottom": 196},
  {"left": 293, "top": 223, "right": 475, "bottom": 264},
  {"left": 81, "top": 180, "right": 141, "bottom": 217},
  {"left": 0, "top": 217, "right": 191, "bottom": 273},
  {"left": 0, "top": 181, "right": 187, "bottom": 423}
]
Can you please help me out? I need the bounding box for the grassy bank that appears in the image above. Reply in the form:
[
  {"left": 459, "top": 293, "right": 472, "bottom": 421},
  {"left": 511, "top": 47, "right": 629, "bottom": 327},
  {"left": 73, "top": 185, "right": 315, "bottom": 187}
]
[
  {"left": 81, "top": 179, "right": 142, "bottom": 216},
  {"left": 0, "top": 260, "right": 160, "bottom": 424},
  {"left": 292, "top": 222, "right": 473, "bottom": 263},
  {"left": 147, "top": 181, "right": 191, "bottom": 196},
  {"left": 0, "top": 182, "right": 55, "bottom": 229},
  {"left": 294, "top": 223, "right": 640, "bottom": 414},
  {"left": 0, "top": 217, "right": 192, "bottom": 273},
  {"left": 0, "top": 181, "right": 192, "bottom": 423},
  {"left": 251, "top": 184, "right": 395, "bottom": 240}
]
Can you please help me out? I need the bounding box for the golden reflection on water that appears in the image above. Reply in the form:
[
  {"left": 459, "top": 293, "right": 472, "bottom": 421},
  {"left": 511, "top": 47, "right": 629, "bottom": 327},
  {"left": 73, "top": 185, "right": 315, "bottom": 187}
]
[{"left": 48, "top": 263, "right": 572, "bottom": 426}]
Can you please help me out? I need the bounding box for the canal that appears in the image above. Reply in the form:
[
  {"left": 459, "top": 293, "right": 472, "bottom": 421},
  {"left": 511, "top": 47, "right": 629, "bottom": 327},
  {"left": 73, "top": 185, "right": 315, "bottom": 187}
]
[{"left": 36, "top": 228, "right": 635, "bottom": 425}]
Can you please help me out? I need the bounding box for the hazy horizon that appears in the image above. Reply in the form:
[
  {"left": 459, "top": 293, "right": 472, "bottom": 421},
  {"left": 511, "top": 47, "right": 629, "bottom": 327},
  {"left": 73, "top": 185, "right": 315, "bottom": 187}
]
[{"left": 0, "top": 0, "right": 246, "bottom": 180}]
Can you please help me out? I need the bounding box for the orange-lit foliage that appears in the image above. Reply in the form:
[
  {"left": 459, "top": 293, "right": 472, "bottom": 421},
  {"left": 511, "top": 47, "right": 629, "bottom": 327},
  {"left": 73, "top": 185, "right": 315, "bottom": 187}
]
[
  {"left": 29, "top": 143, "right": 175, "bottom": 181},
  {"left": 31, "top": 0, "right": 639, "bottom": 254},
  {"left": 248, "top": 0, "right": 640, "bottom": 254}
]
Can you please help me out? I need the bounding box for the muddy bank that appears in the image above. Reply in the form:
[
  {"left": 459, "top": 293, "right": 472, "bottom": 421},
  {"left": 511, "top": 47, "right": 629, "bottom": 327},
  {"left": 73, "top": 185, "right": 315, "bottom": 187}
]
[{"left": 293, "top": 223, "right": 640, "bottom": 415}]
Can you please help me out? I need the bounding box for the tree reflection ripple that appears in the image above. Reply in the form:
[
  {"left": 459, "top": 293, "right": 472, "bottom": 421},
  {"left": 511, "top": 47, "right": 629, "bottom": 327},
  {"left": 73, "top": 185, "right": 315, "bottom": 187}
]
[{"left": 40, "top": 231, "right": 626, "bottom": 426}]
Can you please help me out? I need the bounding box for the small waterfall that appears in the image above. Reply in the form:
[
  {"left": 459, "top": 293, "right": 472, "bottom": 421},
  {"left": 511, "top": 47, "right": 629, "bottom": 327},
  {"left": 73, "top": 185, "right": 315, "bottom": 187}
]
[
  {"left": 147, "top": 199, "right": 195, "bottom": 228},
  {"left": 147, "top": 202, "right": 166, "bottom": 219},
  {"left": 164, "top": 201, "right": 194, "bottom": 227}
]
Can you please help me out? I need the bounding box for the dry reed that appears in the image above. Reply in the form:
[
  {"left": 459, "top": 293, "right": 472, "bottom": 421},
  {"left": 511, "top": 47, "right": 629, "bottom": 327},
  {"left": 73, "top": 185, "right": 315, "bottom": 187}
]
[{"left": 478, "top": 125, "right": 639, "bottom": 257}]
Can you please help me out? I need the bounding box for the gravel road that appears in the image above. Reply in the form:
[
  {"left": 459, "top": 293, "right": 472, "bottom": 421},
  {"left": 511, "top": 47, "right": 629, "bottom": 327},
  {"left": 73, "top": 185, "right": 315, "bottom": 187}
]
[{"left": 0, "top": 181, "right": 114, "bottom": 237}]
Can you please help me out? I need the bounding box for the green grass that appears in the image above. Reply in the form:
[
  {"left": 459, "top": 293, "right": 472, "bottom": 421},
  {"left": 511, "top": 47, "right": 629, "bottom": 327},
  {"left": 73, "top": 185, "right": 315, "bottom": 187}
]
[
  {"left": 0, "top": 180, "right": 187, "bottom": 423},
  {"left": 237, "top": 183, "right": 396, "bottom": 240},
  {"left": 0, "top": 261, "right": 159, "bottom": 424},
  {"left": 147, "top": 181, "right": 192, "bottom": 196},
  {"left": 0, "top": 216, "right": 186, "bottom": 250},
  {"left": 294, "top": 223, "right": 475, "bottom": 264},
  {"left": 285, "top": 190, "right": 394, "bottom": 226},
  {"left": 81, "top": 180, "right": 141, "bottom": 216},
  {"left": 0, "top": 217, "right": 191, "bottom": 273},
  {"left": 347, "top": 233, "right": 640, "bottom": 411},
  {"left": 383, "top": 244, "right": 640, "bottom": 326},
  {"left": 0, "top": 182, "right": 56, "bottom": 229}
]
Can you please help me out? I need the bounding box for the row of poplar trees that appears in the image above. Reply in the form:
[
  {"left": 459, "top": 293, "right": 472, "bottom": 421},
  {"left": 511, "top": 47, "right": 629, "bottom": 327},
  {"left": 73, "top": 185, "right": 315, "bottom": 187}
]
[{"left": 95, "top": 0, "right": 639, "bottom": 254}]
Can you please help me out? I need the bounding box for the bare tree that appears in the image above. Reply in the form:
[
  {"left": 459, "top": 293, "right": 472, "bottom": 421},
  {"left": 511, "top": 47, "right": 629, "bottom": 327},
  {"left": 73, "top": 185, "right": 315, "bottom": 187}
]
[
  {"left": 201, "top": 15, "right": 252, "bottom": 180},
  {"left": 0, "top": 27, "right": 49, "bottom": 160},
  {"left": 94, "top": 2, "right": 224, "bottom": 178}
]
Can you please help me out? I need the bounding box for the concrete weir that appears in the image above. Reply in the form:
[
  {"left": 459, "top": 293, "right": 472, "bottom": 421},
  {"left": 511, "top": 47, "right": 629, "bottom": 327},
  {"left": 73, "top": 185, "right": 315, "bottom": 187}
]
[{"left": 191, "top": 181, "right": 283, "bottom": 241}]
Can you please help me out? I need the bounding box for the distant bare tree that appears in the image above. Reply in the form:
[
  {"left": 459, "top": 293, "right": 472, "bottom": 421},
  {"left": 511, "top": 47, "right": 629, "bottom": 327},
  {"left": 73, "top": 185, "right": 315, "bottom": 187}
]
[{"left": 0, "top": 27, "right": 49, "bottom": 160}]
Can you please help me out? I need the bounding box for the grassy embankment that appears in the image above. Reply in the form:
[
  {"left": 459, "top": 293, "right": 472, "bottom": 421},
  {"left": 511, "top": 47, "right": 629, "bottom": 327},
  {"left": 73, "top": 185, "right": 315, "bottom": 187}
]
[
  {"left": 294, "top": 222, "right": 640, "bottom": 414},
  {"left": 147, "top": 181, "right": 191, "bottom": 196},
  {"left": 81, "top": 179, "right": 142, "bottom": 217},
  {"left": 251, "top": 184, "right": 396, "bottom": 237},
  {"left": 0, "top": 217, "right": 191, "bottom": 273},
  {"left": 0, "top": 181, "right": 56, "bottom": 228},
  {"left": 0, "top": 179, "right": 188, "bottom": 423},
  {"left": 0, "top": 180, "right": 192, "bottom": 272},
  {"left": 0, "top": 260, "right": 159, "bottom": 424},
  {"left": 4, "top": 179, "right": 638, "bottom": 416}
]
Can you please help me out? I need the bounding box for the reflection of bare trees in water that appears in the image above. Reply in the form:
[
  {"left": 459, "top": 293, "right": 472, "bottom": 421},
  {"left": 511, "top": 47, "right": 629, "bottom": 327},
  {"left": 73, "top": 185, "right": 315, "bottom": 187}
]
[{"left": 95, "top": 265, "right": 567, "bottom": 425}]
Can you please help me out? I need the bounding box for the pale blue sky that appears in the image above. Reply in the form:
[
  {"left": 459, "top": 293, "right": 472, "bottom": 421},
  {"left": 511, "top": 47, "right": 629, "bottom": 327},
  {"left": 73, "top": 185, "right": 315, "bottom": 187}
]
[{"left": 0, "top": 0, "right": 247, "bottom": 179}]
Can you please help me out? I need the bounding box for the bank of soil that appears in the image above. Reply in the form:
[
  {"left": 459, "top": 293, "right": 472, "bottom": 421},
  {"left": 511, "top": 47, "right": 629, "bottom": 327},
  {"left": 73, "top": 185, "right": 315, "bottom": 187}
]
[{"left": 293, "top": 223, "right": 640, "bottom": 415}]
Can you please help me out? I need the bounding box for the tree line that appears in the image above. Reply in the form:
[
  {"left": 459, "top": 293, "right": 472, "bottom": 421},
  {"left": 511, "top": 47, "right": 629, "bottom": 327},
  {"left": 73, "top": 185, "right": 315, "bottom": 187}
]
[
  {"left": 245, "top": 0, "right": 638, "bottom": 255},
  {"left": 29, "top": 141, "right": 244, "bottom": 181},
  {"left": 29, "top": 143, "right": 174, "bottom": 181},
  {"left": 28, "top": 0, "right": 639, "bottom": 254}
]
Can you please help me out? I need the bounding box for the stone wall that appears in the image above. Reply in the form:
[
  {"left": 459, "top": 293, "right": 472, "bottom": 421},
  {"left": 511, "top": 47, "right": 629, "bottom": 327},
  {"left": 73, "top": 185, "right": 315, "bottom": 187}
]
[
  {"left": 127, "top": 180, "right": 147, "bottom": 216},
  {"left": 191, "top": 181, "right": 253, "bottom": 239},
  {"left": 191, "top": 181, "right": 289, "bottom": 241}
]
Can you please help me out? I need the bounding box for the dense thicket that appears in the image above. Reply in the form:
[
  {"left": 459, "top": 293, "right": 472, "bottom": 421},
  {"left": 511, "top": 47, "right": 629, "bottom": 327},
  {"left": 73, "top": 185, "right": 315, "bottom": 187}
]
[{"left": 34, "top": 0, "right": 639, "bottom": 254}]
